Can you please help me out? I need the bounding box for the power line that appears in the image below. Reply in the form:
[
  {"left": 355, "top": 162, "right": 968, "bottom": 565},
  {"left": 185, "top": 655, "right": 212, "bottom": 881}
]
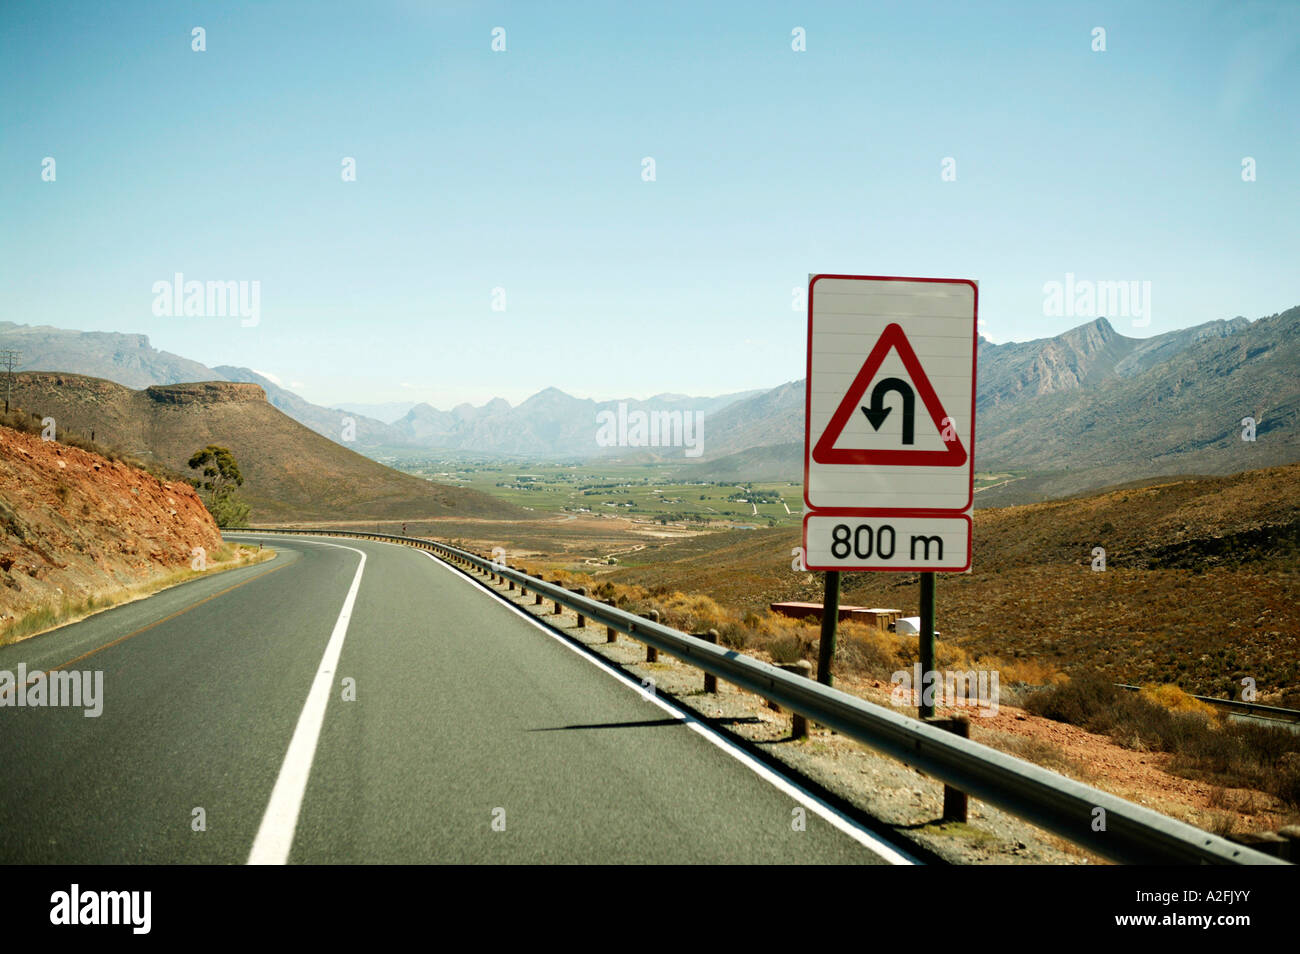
[{"left": 0, "top": 350, "right": 19, "bottom": 415}]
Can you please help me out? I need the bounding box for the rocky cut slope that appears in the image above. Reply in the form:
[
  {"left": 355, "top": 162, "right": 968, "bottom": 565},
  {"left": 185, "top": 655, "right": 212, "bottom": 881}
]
[{"left": 0, "top": 423, "right": 223, "bottom": 637}]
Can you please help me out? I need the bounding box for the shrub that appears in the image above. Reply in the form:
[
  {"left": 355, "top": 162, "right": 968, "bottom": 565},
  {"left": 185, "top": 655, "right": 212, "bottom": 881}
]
[
  {"left": 207, "top": 488, "right": 250, "bottom": 528},
  {"left": 768, "top": 634, "right": 807, "bottom": 664},
  {"left": 1026, "top": 671, "right": 1300, "bottom": 809}
]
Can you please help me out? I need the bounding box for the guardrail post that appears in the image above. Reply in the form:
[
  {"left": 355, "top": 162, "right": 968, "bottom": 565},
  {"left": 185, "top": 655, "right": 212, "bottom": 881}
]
[
  {"left": 643, "top": 610, "right": 660, "bottom": 661},
  {"left": 535, "top": 588, "right": 543, "bottom": 606},
  {"left": 551, "top": 582, "right": 564, "bottom": 615},
  {"left": 699, "top": 630, "right": 720, "bottom": 692},
  {"left": 780, "top": 661, "right": 813, "bottom": 738},
  {"left": 574, "top": 588, "right": 587, "bottom": 627},
  {"left": 768, "top": 661, "right": 814, "bottom": 733},
  {"left": 507, "top": 567, "right": 515, "bottom": 591},
  {"left": 925, "top": 715, "right": 970, "bottom": 822},
  {"left": 604, "top": 600, "right": 617, "bottom": 642}
]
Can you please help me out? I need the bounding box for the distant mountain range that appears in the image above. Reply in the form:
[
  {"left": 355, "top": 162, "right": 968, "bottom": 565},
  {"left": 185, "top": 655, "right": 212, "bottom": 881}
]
[
  {"left": 0, "top": 322, "right": 758, "bottom": 458},
  {"left": 683, "top": 308, "right": 1300, "bottom": 500},
  {"left": 0, "top": 323, "right": 219, "bottom": 388},
  {"left": 4, "top": 371, "right": 520, "bottom": 523},
  {"left": 385, "top": 387, "right": 759, "bottom": 457},
  {"left": 973, "top": 309, "right": 1299, "bottom": 500},
  {"left": 4, "top": 307, "right": 1298, "bottom": 503}
]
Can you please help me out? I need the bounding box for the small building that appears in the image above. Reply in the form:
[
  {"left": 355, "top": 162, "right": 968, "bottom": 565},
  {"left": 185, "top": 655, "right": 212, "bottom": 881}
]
[{"left": 770, "top": 602, "right": 902, "bottom": 629}]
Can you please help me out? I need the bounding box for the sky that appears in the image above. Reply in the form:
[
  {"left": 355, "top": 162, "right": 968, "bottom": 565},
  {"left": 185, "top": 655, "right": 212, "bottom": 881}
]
[{"left": 2, "top": 1, "right": 1297, "bottom": 409}]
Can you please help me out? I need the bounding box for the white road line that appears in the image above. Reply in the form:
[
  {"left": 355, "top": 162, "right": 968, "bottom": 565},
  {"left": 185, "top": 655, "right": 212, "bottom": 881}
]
[
  {"left": 247, "top": 541, "right": 367, "bottom": 865},
  {"left": 420, "top": 550, "right": 919, "bottom": 866}
]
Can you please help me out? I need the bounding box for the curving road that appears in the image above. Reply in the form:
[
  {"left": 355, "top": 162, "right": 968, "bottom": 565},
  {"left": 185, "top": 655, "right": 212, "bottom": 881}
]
[{"left": 0, "top": 534, "right": 911, "bottom": 864}]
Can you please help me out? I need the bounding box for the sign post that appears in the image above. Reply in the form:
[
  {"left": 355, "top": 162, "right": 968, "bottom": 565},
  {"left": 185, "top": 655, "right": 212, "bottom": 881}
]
[
  {"left": 816, "top": 570, "right": 840, "bottom": 686},
  {"left": 802, "top": 274, "right": 977, "bottom": 706},
  {"left": 919, "top": 571, "right": 936, "bottom": 717}
]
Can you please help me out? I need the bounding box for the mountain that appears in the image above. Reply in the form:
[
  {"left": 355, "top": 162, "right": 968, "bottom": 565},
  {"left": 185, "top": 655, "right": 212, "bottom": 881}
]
[
  {"left": 695, "top": 381, "right": 804, "bottom": 459},
  {"left": 0, "top": 321, "right": 759, "bottom": 458},
  {"left": 213, "top": 366, "right": 396, "bottom": 448},
  {"left": 388, "top": 386, "right": 760, "bottom": 457},
  {"left": 0, "top": 322, "right": 222, "bottom": 388},
  {"left": 975, "top": 309, "right": 1299, "bottom": 498},
  {"left": 4, "top": 372, "right": 524, "bottom": 523},
  {"left": 333, "top": 401, "right": 418, "bottom": 424},
  {"left": 682, "top": 441, "right": 804, "bottom": 482},
  {"left": 976, "top": 315, "right": 1253, "bottom": 408},
  {"left": 684, "top": 308, "right": 1300, "bottom": 500},
  {"left": 10, "top": 310, "right": 1293, "bottom": 499},
  {"left": 975, "top": 316, "right": 1136, "bottom": 407}
]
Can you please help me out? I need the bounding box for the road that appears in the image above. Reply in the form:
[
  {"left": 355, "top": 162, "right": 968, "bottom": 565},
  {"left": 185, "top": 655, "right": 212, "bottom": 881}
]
[{"left": 0, "top": 534, "right": 912, "bottom": 864}]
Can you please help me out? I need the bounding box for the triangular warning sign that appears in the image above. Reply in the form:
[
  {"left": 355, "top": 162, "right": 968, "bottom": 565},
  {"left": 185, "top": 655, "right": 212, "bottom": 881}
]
[{"left": 812, "top": 322, "right": 967, "bottom": 466}]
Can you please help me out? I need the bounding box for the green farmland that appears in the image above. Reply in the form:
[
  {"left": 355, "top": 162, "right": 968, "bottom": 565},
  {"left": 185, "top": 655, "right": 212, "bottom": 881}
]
[
  {"left": 385, "top": 455, "right": 1024, "bottom": 528},
  {"left": 388, "top": 458, "right": 805, "bottom": 527}
]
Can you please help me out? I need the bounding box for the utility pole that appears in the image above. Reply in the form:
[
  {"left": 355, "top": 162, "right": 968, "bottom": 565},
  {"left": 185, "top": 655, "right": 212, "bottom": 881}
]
[{"left": 0, "top": 350, "right": 19, "bottom": 414}]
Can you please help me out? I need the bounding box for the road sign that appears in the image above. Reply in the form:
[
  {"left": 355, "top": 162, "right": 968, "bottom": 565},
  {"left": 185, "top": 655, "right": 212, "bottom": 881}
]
[
  {"left": 802, "top": 274, "right": 976, "bottom": 573},
  {"left": 802, "top": 512, "right": 971, "bottom": 572},
  {"left": 803, "top": 274, "right": 977, "bottom": 514},
  {"left": 811, "top": 322, "right": 968, "bottom": 468}
]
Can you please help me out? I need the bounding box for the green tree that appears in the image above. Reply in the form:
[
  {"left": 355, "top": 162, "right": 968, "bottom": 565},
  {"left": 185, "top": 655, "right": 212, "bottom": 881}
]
[
  {"left": 188, "top": 445, "right": 249, "bottom": 527},
  {"left": 188, "top": 445, "right": 243, "bottom": 496},
  {"left": 207, "top": 491, "right": 250, "bottom": 528}
]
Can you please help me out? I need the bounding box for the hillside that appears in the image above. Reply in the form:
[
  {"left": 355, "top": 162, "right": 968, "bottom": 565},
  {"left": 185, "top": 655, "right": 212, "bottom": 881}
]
[
  {"left": 0, "top": 322, "right": 221, "bottom": 389},
  {"left": 213, "top": 365, "right": 395, "bottom": 448},
  {"left": 696, "top": 381, "right": 804, "bottom": 460},
  {"left": 685, "top": 308, "right": 1300, "bottom": 498},
  {"left": 6, "top": 309, "right": 1297, "bottom": 496},
  {"left": 591, "top": 464, "right": 1300, "bottom": 698},
  {"left": 6, "top": 373, "right": 526, "bottom": 523},
  {"left": 0, "top": 321, "right": 760, "bottom": 458},
  {"left": 975, "top": 309, "right": 1299, "bottom": 495},
  {"left": 388, "top": 387, "right": 760, "bottom": 457},
  {"left": 0, "top": 422, "right": 224, "bottom": 638}
]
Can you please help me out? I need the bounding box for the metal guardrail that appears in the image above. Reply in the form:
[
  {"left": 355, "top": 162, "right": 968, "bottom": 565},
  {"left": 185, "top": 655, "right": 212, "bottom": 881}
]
[
  {"left": 1116, "top": 684, "right": 1300, "bottom": 726},
  {"left": 226, "top": 527, "right": 1288, "bottom": 865}
]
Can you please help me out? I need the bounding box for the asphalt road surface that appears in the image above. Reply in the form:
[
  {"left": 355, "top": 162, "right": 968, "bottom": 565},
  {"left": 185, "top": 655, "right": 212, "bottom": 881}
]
[{"left": 0, "top": 534, "right": 912, "bottom": 864}]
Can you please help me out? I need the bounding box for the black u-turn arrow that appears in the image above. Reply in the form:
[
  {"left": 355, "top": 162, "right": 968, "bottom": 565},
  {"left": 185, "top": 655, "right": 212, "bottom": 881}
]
[{"left": 860, "top": 377, "right": 915, "bottom": 444}]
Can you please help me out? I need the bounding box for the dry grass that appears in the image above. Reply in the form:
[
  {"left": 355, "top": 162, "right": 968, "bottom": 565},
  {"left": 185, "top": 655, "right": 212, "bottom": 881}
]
[
  {"left": 1, "top": 543, "right": 272, "bottom": 646},
  {"left": 984, "top": 730, "right": 1091, "bottom": 779},
  {"left": 0, "top": 407, "right": 183, "bottom": 483},
  {"left": 582, "top": 464, "right": 1300, "bottom": 700},
  {"left": 1025, "top": 671, "right": 1300, "bottom": 810},
  {"left": 1139, "top": 683, "right": 1218, "bottom": 717},
  {"left": 504, "top": 564, "right": 1065, "bottom": 691}
]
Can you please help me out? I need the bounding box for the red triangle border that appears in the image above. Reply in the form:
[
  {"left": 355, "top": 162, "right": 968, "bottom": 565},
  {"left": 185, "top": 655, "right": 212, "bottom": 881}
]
[{"left": 811, "top": 322, "right": 967, "bottom": 467}]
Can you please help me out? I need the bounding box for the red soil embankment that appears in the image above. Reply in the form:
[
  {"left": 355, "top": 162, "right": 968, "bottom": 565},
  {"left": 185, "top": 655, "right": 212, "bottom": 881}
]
[{"left": 0, "top": 424, "right": 222, "bottom": 635}]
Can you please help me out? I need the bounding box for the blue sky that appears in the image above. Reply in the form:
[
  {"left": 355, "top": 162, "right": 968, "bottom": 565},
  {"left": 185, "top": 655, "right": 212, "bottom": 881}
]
[{"left": 2, "top": 1, "right": 1297, "bottom": 409}]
